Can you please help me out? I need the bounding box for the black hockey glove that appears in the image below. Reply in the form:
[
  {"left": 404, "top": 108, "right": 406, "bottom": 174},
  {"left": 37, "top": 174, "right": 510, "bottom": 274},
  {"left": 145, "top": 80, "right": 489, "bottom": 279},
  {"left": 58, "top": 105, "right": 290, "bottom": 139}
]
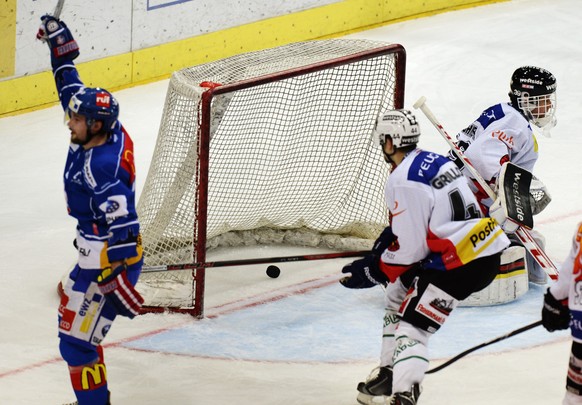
[
  {"left": 340, "top": 255, "right": 388, "bottom": 289},
  {"left": 371, "top": 226, "right": 396, "bottom": 255},
  {"left": 36, "top": 16, "right": 79, "bottom": 67},
  {"left": 98, "top": 264, "right": 144, "bottom": 318},
  {"left": 541, "top": 288, "right": 570, "bottom": 332}
]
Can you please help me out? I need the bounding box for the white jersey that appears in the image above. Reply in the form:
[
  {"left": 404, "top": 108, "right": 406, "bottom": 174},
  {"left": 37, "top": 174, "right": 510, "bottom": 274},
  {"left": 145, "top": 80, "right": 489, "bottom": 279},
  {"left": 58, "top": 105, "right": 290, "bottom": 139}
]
[
  {"left": 453, "top": 102, "right": 538, "bottom": 209},
  {"left": 380, "top": 149, "right": 510, "bottom": 278}
]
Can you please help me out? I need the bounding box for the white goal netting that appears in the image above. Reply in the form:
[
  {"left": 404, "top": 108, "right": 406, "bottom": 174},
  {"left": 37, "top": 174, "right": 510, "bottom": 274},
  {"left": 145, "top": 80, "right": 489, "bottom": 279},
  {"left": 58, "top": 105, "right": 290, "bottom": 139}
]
[{"left": 136, "top": 39, "right": 406, "bottom": 314}]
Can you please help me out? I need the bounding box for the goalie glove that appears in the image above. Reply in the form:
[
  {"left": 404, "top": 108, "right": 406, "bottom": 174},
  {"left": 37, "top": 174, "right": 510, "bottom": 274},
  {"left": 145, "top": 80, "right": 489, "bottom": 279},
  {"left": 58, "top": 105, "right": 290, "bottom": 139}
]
[
  {"left": 36, "top": 16, "right": 79, "bottom": 67},
  {"left": 98, "top": 264, "right": 144, "bottom": 318},
  {"left": 530, "top": 177, "right": 552, "bottom": 215},
  {"left": 340, "top": 255, "right": 388, "bottom": 289},
  {"left": 541, "top": 288, "right": 570, "bottom": 332}
]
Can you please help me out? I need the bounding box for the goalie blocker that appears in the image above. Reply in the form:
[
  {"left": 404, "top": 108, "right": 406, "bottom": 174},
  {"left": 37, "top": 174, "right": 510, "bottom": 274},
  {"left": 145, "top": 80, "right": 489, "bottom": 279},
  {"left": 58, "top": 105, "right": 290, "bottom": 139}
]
[
  {"left": 497, "top": 162, "right": 534, "bottom": 229},
  {"left": 490, "top": 162, "right": 551, "bottom": 232}
]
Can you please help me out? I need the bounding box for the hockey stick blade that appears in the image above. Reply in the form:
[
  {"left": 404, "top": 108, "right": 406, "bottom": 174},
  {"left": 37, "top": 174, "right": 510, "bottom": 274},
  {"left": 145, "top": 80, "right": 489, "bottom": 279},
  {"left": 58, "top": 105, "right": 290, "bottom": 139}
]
[
  {"left": 413, "top": 96, "right": 558, "bottom": 279},
  {"left": 426, "top": 320, "right": 542, "bottom": 374},
  {"left": 142, "top": 250, "right": 369, "bottom": 273}
]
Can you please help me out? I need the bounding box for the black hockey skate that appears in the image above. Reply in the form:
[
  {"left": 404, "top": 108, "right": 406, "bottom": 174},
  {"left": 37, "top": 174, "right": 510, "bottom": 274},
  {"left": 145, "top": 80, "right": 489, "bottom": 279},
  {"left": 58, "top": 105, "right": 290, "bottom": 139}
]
[
  {"left": 356, "top": 366, "right": 393, "bottom": 405},
  {"left": 389, "top": 383, "right": 421, "bottom": 405}
]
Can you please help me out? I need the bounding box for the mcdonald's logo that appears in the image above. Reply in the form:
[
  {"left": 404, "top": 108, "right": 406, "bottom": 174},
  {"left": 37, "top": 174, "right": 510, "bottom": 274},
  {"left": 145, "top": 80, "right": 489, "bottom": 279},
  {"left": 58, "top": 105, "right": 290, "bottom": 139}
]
[{"left": 81, "top": 363, "right": 107, "bottom": 390}]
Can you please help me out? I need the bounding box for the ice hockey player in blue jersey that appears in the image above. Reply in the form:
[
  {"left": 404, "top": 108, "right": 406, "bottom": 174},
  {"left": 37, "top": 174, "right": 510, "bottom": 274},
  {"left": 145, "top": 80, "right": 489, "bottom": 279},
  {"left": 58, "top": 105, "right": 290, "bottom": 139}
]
[
  {"left": 37, "top": 15, "right": 143, "bottom": 405},
  {"left": 339, "top": 109, "right": 510, "bottom": 404},
  {"left": 450, "top": 66, "right": 556, "bottom": 284}
]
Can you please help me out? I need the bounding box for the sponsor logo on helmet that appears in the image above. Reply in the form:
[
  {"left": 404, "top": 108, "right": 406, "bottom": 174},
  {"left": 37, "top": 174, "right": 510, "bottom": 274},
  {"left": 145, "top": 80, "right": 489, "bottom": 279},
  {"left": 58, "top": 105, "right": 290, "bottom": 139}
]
[
  {"left": 96, "top": 92, "right": 111, "bottom": 108},
  {"left": 382, "top": 113, "right": 405, "bottom": 122},
  {"left": 519, "top": 78, "right": 544, "bottom": 86}
]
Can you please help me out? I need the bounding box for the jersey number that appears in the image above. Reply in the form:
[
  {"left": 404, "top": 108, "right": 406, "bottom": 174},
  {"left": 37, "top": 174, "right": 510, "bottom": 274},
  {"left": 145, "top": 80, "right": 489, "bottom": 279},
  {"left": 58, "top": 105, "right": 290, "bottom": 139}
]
[{"left": 449, "top": 189, "right": 480, "bottom": 221}]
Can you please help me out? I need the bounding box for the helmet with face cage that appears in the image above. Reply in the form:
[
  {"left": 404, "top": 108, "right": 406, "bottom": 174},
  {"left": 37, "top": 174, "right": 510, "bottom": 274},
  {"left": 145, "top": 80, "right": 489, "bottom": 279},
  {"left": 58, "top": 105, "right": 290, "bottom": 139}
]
[{"left": 509, "top": 66, "right": 556, "bottom": 128}]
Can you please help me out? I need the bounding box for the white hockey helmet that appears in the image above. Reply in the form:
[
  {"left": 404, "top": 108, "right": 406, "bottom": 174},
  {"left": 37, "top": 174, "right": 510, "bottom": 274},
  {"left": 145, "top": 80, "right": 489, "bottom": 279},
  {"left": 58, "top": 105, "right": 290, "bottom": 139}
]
[
  {"left": 509, "top": 66, "right": 557, "bottom": 128},
  {"left": 374, "top": 109, "right": 420, "bottom": 149}
]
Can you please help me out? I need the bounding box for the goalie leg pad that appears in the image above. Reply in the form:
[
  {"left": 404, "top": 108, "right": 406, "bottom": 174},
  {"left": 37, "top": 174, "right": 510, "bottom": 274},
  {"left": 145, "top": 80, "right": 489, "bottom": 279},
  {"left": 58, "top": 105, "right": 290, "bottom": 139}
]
[
  {"left": 460, "top": 245, "right": 528, "bottom": 306},
  {"left": 509, "top": 231, "right": 548, "bottom": 285}
]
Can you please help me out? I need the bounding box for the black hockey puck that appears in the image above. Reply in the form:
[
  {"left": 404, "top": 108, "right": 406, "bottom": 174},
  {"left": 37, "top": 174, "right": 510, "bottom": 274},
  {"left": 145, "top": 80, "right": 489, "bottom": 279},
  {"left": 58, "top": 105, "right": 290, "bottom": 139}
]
[{"left": 266, "top": 265, "right": 281, "bottom": 278}]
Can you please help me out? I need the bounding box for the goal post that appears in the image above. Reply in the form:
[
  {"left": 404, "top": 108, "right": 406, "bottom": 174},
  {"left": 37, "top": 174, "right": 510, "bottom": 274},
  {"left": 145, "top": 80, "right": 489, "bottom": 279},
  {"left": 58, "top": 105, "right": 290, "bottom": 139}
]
[{"left": 136, "top": 39, "right": 406, "bottom": 317}]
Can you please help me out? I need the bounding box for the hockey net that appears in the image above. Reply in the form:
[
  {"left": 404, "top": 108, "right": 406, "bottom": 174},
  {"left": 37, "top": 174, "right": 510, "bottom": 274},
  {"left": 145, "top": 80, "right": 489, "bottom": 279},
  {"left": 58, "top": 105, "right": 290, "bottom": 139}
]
[{"left": 136, "top": 39, "right": 406, "bottom": 316}]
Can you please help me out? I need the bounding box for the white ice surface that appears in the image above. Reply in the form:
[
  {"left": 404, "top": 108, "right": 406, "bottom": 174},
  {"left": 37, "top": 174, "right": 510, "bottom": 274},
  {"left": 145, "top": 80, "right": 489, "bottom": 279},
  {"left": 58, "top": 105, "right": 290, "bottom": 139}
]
[{"left": 1, "top": 0, "right": 581, "bottom": 403}]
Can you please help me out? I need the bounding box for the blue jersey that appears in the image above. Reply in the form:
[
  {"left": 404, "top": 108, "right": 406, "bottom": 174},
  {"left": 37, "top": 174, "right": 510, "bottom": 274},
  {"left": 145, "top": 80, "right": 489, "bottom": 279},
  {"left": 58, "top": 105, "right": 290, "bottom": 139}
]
[{"left": 55, "top": 62, "right": 140, "bottom": 265}]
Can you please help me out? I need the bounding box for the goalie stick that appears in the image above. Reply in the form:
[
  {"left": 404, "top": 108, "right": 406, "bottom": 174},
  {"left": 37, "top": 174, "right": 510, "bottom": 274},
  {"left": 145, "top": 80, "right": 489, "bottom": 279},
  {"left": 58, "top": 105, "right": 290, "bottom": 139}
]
[
  {"left": 413, "top": 96, "right": 558, "bottom": 280},
  {"left": 426, "top": 320, "right": 542, "bottom": 374}
]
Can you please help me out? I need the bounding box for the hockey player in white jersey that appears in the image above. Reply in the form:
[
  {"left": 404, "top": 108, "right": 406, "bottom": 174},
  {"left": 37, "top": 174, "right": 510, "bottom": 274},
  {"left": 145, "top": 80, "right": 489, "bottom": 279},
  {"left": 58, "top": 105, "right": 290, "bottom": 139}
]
[
  {"left": 451, "top": 66, "right": 556, "bottom": 284},
  {"left": 340, "top": 109, "right": 510, "bottom": 404},
  {"left": 37, "top": 15, "right": 143, "bottom": 405},
  {"left": 541, "top": 223, "right": 582, "bottom": 405}
]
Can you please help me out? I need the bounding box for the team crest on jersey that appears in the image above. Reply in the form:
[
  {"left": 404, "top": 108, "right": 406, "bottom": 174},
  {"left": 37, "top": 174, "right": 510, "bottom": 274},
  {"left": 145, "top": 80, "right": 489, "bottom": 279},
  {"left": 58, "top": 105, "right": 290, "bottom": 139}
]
[
  {"left": 71, "top": 171, "right": 83, "bottom": 186},
  {"left": 104, "top": 201, "right": 120, "bottom": 214}
]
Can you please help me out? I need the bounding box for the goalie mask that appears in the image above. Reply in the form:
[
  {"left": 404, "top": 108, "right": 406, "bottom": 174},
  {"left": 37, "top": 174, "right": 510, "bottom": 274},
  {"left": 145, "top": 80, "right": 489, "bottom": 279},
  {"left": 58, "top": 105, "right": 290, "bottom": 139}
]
[
  {"left": 509, "top": 66, "right": 556, "bottom": 129},
  {"left": 374, "top": 109, "right": 420, "bottom": 149},
  {"left": 67, "top": 87, "right": 119, "bottom": 132}
]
